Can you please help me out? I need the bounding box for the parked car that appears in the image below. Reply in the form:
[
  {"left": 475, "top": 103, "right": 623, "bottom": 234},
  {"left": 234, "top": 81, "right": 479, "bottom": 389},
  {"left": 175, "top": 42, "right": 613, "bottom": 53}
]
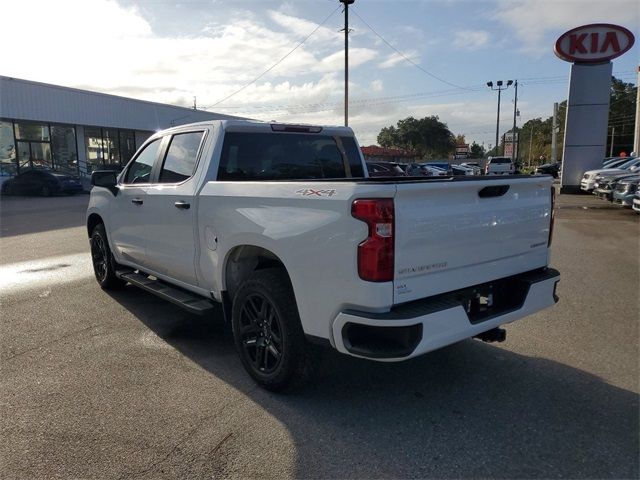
[
  {"left": 87, "top": 119, "right": 559, "bottom": 391},
  {"left": 451, "top": 164, "right": 475, "bottom": 176},
  {"left": 405, "top": 163, "right": 448, "bottom": 176},
  {"left": 424, "top": 162, "right": 452, "bottom": 174},
  {"left": 535, "top": 163, "right": 561, "bottom": 178},
  {"left": 632, "top": 192, "right": 640, "bottom": 213},
  {"left": 461, "top": 162, "right": 482, "bottom": 175},
  {"left": 612, "top": 177, "right": 640, "bottom": 207},
  {"left": 484, "top": 156, "right": 514, "bottom": 175},
  {"left": 0, "top": 169, "right": 83, "bottom": 196},
  {"left": 366, "top": 162, "right": 406, "bottom": 177},
  {"left": 594, "top": 173, "right": 639, "bottom": 201},
  {"left": 602, "top": 157, "right": 631, "bottom": 168},
  {"left": 581, "top": 158, "right": 640, "bottom": 192}
]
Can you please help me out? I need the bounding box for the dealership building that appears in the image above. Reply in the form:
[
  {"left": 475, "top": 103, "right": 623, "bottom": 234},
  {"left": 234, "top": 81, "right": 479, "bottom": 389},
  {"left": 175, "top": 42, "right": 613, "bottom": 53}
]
[{"left": 0, "top": 76, "right": 239, "bottom": 185}]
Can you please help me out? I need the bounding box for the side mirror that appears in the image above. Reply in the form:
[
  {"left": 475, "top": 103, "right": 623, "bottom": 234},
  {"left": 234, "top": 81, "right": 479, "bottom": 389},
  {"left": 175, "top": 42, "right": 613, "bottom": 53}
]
[{"left": 91, "top": 170, "right": 118, "bottom": 194}]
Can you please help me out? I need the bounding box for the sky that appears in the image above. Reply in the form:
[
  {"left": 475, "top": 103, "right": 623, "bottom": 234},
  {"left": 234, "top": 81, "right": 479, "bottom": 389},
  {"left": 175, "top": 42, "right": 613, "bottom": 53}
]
[{"left": 2, "top": 0, "right": 639, "bottom": 148}]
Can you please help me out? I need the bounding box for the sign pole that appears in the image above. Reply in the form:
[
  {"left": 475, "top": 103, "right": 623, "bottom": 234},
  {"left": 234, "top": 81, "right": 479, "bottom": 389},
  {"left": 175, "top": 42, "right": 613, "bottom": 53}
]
[{"left": 511, "top": 80, "right": 518, "bottom": 162}]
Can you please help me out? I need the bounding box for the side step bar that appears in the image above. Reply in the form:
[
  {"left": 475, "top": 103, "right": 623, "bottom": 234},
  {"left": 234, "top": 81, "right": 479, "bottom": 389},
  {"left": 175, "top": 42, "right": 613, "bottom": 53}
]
[{"left": 116, "top": 270, "right": 216, "bottom": 316}]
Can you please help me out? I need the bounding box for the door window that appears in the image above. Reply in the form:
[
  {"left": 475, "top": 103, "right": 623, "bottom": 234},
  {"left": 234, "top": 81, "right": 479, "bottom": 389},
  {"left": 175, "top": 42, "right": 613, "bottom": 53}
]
[
  {"left": 124, "top": 139, "right": 161, "bottom": 184},
  {"left": 159, "top": 131, "right": 205, "bottom": 183}
]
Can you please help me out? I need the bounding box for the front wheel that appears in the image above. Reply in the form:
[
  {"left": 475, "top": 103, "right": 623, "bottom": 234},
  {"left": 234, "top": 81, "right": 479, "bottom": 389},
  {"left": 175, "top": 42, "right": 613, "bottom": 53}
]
[
  {"left": 231, "top": 268, "right": 312, "bottom": 391},
  {"left": 90, "top": 223, "right": 126, "bottom": 290}
]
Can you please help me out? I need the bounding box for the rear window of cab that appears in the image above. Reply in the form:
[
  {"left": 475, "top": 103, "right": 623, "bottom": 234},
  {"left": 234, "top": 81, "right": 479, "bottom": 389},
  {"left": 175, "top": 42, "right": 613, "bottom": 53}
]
[{"left": 217, "top": 132, "right": 364, "bottom": 180}]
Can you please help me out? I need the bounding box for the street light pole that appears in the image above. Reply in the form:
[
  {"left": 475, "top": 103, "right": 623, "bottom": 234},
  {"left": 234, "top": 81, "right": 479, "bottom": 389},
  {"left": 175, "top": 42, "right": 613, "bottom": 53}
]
[
  {"left": 487, "top": 80, "right": 512, "bottom": 155},
  {"left": 511, "top": 80, "right": 518, "bottom": 162},
  {"left": 340, "top": 0, "right": 355, "bottom": 127}
]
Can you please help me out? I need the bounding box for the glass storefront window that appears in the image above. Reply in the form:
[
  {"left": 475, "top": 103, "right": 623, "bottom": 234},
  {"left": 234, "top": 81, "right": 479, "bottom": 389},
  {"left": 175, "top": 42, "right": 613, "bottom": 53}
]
[
  {"left": 84, "top": 127, "right": 141, "bottom": 172},
  {"left": 103, "top": 129, "right": 121, "bottom": 166},
  {"left": 15, "top": 122, "right": 50, "bottom": 142},
  {"left": 120, "top": 130, "right": 136, "bottom": 165},
  {"left": 0, "top": 121, "right": 16, "bottom": 176},
  {"left": 51, "top": 125, "right": 78, "bottom": 175},
  {"left": 84, "top": 127, "right": 103, "bottom": 173},
  {"left": 30, "top": 142, "right": 52, "bottom": 169}
]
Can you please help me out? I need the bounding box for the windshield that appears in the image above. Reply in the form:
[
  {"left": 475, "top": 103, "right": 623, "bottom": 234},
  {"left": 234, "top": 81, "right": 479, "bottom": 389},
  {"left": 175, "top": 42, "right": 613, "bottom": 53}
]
[{"left": 619, "top": 159, "right": 639, "bottom": 170}]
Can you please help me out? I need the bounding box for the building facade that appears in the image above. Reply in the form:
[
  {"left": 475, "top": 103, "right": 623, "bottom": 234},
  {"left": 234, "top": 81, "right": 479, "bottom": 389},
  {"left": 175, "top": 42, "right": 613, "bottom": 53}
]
[{"left": 0, "top": 76, "right": 239, "bottom": 183}]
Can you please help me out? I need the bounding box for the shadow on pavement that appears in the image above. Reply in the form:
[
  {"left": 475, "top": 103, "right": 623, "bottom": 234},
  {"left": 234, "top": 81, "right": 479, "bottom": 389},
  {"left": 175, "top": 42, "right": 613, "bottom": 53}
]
[
  {"left": 0, "top": 194, "right": 89, "bottom": 237},
  {"left": 107, "top": 286, "right": 639, "bottom": 479}
]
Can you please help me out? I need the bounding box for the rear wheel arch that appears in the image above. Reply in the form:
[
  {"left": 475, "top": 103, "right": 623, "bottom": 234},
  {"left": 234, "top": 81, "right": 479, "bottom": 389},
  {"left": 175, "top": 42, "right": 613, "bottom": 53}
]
[{"left": 223, "top": 245, "right": 293, "bottom": 302}]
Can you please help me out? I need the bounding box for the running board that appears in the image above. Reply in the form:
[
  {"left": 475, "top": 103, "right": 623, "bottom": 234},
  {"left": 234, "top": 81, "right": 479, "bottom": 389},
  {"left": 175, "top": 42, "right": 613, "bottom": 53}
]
[{"left": 116, "top": 270, "right": 216, "bottom": 316}]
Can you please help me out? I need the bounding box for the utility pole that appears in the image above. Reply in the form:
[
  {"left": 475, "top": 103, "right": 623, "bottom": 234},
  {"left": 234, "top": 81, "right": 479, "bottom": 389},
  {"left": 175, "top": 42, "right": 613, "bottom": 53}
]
[
  {"left": 193, "top": 96, "right": 197, "bottom": 110},
  {"left": 511, "top": 80, "right": 518, "bottom": 162},
  {"left": 487, "top": 80, "right": 513, "bottom": 156},
  {"left": 340, "top": 0, "right": 354, "bottom": 127},
  {"left": 609, "top": 126, "right": 615, "bottom": 157},
  {"left": 551, "top": 102, "right": 558, "bottom": 163}
]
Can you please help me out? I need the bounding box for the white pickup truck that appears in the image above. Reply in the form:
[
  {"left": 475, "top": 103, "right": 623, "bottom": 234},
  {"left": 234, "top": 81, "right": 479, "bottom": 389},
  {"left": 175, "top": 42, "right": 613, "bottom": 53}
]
[{"left": 87, "top": 120, "right": 560, "bottom": 390}]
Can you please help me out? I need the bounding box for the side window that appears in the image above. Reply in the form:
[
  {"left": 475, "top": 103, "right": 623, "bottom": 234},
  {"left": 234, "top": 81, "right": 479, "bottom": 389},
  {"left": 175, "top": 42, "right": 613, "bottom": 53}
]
[
  {"left": 159, "top": 131, "right": 205, "bottom": 183},
  {"left": 124, "top": 139, "right": 161, "bottom": 184}
]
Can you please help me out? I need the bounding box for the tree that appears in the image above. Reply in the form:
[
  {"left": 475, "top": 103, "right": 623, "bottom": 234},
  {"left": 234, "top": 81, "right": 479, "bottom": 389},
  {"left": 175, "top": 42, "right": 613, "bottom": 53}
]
[
  {"left": 377, "top": 126, "right": 398, "bottom": 149},
  {"left": 608, "top": 77, "right": 636, "bottom": 155},
  {"left": 376, "top": 116, "right": 455, "bottom": 158},
  {"left": 469, "top": 142, "right": 485, "bottom": 159}
]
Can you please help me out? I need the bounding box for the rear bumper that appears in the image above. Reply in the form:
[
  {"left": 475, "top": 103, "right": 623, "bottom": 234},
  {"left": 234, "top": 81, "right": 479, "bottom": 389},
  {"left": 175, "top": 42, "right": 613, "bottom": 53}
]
[{"left": 331, "top": 268, "right": 560, "bottom": 361}]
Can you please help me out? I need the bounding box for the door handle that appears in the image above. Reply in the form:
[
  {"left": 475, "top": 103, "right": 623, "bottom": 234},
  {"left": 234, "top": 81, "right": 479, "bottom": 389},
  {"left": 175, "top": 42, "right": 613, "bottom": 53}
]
[
  {"left": 131, "top": 198, "right": 143, "bottom": 205},
  {"left": 174, "top": 201, "right": 190, "bottom": 210}
]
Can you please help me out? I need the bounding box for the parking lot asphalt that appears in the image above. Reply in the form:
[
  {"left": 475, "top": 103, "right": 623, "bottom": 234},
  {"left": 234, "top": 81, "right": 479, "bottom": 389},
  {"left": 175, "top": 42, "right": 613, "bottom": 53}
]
[{"left": 1, "top": 192, "right": 638, "bottom": 479}]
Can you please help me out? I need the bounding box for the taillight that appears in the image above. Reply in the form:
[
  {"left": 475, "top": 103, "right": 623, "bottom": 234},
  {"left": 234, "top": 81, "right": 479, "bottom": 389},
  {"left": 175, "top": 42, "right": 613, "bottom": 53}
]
[
  {"left": 352, "top": 199, "right": 394, "bottom": 282},
  {"left": 548, "top": 186, "right": 556, "bottom": 246}
]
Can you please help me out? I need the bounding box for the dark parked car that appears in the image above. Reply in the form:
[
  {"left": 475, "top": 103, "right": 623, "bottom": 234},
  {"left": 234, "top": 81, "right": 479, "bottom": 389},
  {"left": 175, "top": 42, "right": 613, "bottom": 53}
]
[
  {"left": 1, "top": 169, "right": 83, "bottom": 196},
  {"left": 612, "top": 176, "right": 640, "bottom": 207},
  {"left": 535, "top": 163, "right": 561, "bottom": 178},
  {"left": 366, "top": 162, "right": 406, "bottom": 177}
]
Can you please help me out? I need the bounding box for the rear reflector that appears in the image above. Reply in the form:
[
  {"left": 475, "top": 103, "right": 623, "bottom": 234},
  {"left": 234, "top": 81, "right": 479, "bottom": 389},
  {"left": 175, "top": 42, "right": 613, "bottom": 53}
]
[{"left": 352, "top": 199, "right": 394, "bottom": 282}]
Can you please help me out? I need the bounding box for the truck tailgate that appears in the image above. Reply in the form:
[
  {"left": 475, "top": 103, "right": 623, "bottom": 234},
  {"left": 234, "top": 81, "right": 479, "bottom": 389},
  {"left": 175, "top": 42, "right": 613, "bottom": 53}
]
[{"left": 393, "top": 177, "right": 553, "bottom": 304}]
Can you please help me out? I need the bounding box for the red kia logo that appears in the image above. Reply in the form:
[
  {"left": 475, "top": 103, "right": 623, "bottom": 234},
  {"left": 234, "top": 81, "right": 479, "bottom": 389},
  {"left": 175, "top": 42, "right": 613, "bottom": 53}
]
[{"left": 554, "top": 23, "right": 635, "bottom": 63}]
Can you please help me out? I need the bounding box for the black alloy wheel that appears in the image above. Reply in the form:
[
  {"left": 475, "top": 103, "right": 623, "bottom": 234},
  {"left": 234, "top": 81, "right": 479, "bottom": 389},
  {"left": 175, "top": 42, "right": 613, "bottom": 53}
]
[
  {"left": 90, "top": 223, "right": 125, "bottom": 289},
  {"left": 231, "top": 268, "right": 314, "bottom": 391},
  {"left": 238, "top": 293, "right": 284, "bottom": 375},
  {"left": 91, "top": 232, "right": 108, "bottom": 283}
]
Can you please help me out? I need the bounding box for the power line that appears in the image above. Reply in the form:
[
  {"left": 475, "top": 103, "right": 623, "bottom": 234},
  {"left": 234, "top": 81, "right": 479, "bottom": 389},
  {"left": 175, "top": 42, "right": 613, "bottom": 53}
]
[
  {"left": 208, "top": 5, "right": 341, "bottom": 107},
  {"left": 349, "top": 6, "right": 471, "bottom": 91}
]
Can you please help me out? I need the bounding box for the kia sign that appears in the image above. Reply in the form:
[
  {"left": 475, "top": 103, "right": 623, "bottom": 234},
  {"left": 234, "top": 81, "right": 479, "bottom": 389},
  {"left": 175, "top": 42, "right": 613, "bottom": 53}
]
[{"left": 555, "top": 24, "right": 635, "bottom": 63}]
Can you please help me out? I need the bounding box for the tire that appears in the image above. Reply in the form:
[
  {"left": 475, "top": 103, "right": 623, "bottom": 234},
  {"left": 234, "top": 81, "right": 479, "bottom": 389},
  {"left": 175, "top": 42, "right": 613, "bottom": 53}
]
[
  {"left": 90, "top": 223, "right": 126, "bottom": 290},
  {"left": 41, "top": 185, "right": 52, "bottom": 197},
  {"left": 231, "top": 268, "right": 313, "bottom": 392}
]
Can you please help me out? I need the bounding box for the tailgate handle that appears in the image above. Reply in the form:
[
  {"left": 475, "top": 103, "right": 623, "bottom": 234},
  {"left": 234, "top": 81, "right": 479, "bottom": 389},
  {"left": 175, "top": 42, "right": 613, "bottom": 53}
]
[{"left": 478, "top": 185, "right": 510, "bottom": 198}]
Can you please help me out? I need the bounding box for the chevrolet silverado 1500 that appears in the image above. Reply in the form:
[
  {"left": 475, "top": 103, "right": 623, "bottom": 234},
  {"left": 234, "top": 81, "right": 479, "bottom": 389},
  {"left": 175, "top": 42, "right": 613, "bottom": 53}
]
[{"left": 87, "top": 120, "right": 560, "bottom": 390}]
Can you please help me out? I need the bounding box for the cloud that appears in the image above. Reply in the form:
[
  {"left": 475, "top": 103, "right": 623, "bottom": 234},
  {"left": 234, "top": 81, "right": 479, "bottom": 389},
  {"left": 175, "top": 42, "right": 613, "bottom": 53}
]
[
  {"left": 453, "top": 30, "right": 489, "bottom": 50},
  {"left": 1, "top": 0, "right": 379, "bottom": 113},
  {"left": 370, "top": 80, "right": 384, "bottom": 92},
  {"left": 494, "top": 0, "right": 640, "bottom": 54},
  {"left": 378, "top": 51, "right": 419, "bottom": 69}
]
